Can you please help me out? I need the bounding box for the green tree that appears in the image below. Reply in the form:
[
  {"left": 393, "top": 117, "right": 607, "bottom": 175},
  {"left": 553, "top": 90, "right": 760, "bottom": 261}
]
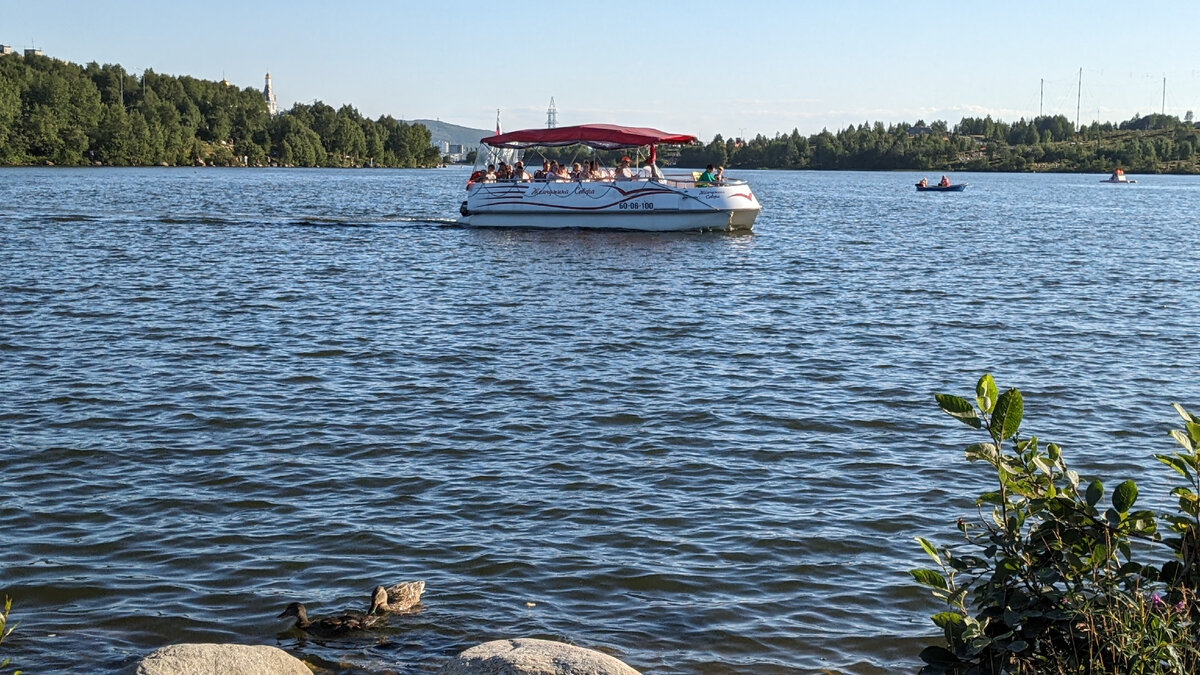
[{"left": 914, "top": 375, "right": 1200, "bottom": 674}]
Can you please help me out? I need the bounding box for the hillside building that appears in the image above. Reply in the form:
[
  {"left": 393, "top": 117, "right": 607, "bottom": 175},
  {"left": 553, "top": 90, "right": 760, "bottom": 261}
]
[{"left": 264, "top": 73, "right": 277, "bottom": 116}]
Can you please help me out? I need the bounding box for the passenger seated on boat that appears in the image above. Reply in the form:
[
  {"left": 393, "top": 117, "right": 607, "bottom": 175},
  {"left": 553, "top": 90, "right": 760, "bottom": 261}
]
[
  {"left": 497, "top": 162, "right": 513, "bottom": 180},
  {"left": 917, "top": 177, "right": 928, "bottom": 188},
  {"left": 583, "top": 159, "right": 601, "bottom": 181},
  {"left": 614, "top": 156, "right": 634, "bottom": 181},
  {"left": 534, "top": 160, "right": 550, "bottom": 180},
  {"left": 638, "top": 160, "right": 664, "bottom": 181},
  {"left": 570, "top": 162, "right": 585, "bottom": 180},
  {"left": 696, "top": 164, "right": 717, "bottom": 185},
  {"left": 483, "top": 164, "right": 497, "bottom": 181},
  {"left": 714, "top": 166, "right": 726, "bottom": 184},
  {"left": 511, "top": 161, "right": 531, "bottom": 182},
  {"left": 938, "top": 175, "right": 950, "bottom": 187},
  {"left": 553, "top": 162, "right": 571, "bottom": 181}
]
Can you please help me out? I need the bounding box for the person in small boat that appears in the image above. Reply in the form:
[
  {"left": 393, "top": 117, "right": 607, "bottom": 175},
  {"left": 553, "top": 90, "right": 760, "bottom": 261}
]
[
  {"left": 554, "top": 162, "right": 571, "bottom": 180},
  {"left": 496, "top": 162, "right": 512, "bottom": 180},
  {"left": 917, "top": 177, "right": 928, "bottom": 188},
  {"left": 570, "top": 162, "right": 585, "bottom": 180},
  {"left": 511, "top": 160, "right": 530, "bottom": 182},
  {"left": 586, "top": 159, "right": 603, "bottom": 180},
  {"left": 938, "top": 175, "right": 951, "bottom": 187},
  {"left": 534, "top": 160, "right": 550, "bottom": 181},
  {"left": 697, "top": 164, "right": 717, "bottom": 185},
  {"left": 715, "top": 166, "right": 726, "bottom": 184},
  {"left": 483, "top": 164, "right": 497, "bottom": 181}
]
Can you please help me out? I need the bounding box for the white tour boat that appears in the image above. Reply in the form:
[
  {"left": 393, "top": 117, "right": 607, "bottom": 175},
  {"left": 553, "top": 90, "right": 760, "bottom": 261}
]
[{"left": 458, "top": 124, "right": 761, "bottom": 231}]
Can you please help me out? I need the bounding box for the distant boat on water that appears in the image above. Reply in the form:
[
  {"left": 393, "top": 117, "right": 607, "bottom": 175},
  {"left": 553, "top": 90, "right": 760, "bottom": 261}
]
[
  {"left": 1101, "top": 168, "right": 1136, "bottom": 184},
  {"left": 915, "top": 182, "right": 967, "bottom": 192}
]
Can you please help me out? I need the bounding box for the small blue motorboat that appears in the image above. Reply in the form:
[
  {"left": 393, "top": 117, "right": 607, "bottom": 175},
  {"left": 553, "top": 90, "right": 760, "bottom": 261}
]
[{"left": 916, "top": 182, "right": 967, "bottom": 192}]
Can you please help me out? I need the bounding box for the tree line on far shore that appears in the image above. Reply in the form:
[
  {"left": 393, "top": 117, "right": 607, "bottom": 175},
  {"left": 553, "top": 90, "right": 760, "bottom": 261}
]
[
  {"left": 0, "top": 52, "right": 441, "bottom": 168},
  {"left": 677, "top": 113, "right": 1200, "bottom": 174},
  {"left": 6, "top": 49, "right": 1199, "bottom": 174}
]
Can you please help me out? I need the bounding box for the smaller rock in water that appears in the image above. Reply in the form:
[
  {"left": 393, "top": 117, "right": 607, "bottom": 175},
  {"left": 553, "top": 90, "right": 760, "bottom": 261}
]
[
  {"left": 439, "top": 638, "right": 640, "bottom": 675},
  {"left": 137, "top": 643, "right": 310, "bottom": 675}
]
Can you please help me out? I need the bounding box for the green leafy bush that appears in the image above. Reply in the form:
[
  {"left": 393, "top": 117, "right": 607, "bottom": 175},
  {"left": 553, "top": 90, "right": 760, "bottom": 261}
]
[
  {"left": 0, "top": 595, "right": 17, "bottom": 674},
  {"left": 912, "top": 374, "right": 1200, "bottom": 674}
]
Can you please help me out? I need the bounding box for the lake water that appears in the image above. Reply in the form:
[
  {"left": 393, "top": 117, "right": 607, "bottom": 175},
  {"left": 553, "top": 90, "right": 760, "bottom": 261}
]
[{"left": 1, "top": 167, "right": 1198, "bottom": 673}]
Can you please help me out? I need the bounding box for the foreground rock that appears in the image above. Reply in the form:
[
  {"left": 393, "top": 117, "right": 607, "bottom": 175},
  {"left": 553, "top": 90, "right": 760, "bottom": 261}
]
[
  {"left": 439, "top": 638, "right": 640, "bottom": 675},
  {"left": 137, "top": 643, "right": 310, "bottom": 675}
]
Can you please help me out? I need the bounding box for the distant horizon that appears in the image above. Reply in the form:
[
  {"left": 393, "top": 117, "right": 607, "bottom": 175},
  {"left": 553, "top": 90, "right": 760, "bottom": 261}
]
[{"left": 6, "top": 1, "right": 1200, "bottom": 139}]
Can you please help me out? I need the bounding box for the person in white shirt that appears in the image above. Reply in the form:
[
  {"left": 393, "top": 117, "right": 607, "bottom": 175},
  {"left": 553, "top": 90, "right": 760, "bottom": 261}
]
[
  {"left": 614, "top": 156, "right": 634, "bottom": 181},
  {"left": 639, "top": 159, "right": 664, "bottom": 181},
  {"left": 511, "top": 161, "right": 531, "bottom": 182}
]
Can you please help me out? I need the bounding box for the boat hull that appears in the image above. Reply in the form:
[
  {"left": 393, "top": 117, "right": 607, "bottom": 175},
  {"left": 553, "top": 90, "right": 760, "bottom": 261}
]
[
  {"left": 916, "top": 184, "right": 967, "bottom": 192},
  {"left": 461, "top": 209, "right": 752, "bottom": 231},
  {"left": 462, "top": 179, "right": 761, "bottom": 231}
]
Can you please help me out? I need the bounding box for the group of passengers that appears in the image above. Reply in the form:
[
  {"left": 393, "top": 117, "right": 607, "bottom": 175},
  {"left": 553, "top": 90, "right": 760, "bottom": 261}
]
[{"left": 471, "top": 155, "right": 668, "bottom": 184}]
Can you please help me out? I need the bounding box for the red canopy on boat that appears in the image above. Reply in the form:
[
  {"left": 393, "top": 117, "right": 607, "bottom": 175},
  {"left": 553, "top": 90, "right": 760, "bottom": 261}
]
[{"left": 481, "top": 124, "right": 697, "bottom": 149}]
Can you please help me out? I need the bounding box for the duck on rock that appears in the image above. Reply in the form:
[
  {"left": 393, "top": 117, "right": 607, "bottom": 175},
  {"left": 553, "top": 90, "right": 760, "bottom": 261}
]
[
  {"left": 370, "top": 580, "right": 425, "bottom": 613},
  {"left": 277, "top": 602, "right": 385, "bottom": 637}
]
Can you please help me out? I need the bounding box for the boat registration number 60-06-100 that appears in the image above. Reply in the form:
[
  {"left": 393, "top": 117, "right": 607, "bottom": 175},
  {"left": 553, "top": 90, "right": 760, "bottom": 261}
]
[{"left": 618, "top": 202, "right": 655, "bottom": 210}]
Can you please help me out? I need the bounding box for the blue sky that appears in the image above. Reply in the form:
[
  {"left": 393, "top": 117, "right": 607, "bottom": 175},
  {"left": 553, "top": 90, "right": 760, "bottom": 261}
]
[{"left": 5, "top": 0, "right": 1200, "bottom": 139}]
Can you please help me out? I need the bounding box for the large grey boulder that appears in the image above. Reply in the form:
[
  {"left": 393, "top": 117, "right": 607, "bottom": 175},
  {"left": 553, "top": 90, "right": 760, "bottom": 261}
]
[
  {"left": 136, "top": 643, "right": 310, "bottom": 675},
  {"left": 439, "top": 638, "right": 640, "bottom": 675}
]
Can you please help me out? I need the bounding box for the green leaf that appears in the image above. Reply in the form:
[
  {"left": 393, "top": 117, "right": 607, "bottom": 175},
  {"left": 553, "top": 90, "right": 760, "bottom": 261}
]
[
  {"left": 919, "top": 645, "right": 960, "bottom": 666},
  {"left": 989, "top": 388, "right": 1023, "bottom": 441},
  {"left": 1032, "top": 456, "right": 1054, "bottom": 476},
  {"left": 936, "top": 393, "right": 981, "bottom": 429},
  {"left": 1157, "top": 454, "right": 1191, "bottom": 478},
  {"left": 1188, "top": 421, "right": 1200, "bottom": 446},
  {"left": 976, "top": 374, "right": 998, "bottom": 414},
  {"left": 910, "top": 568, "right": 948, "bottom": 590},
  {"left": 1007, "top": 640, "right": 1029, "bottom": 652},
  {"left": 1174, "top": 402, "right": 1197, "bottom": 424},
  {"left": 916, "top": 537, "right": 943, "bottom": 566},
  {"left": 1086, "top": 480, "right": 1104, "bottom": 507},
  {"left": 930, "top": 612, "right": 964, "bottom": 630},
  {"left": 1170, "top": 429, "right": 1195, "bottom": 452},
  {"left": 969, "top": 636, "right": 993, "bottom": 652},
  {"left": 964, "top": 443, "right": 998, "bottom": 463},
  {"left": 1112, "top": 479, "right": 1138, "bottom": 514}
]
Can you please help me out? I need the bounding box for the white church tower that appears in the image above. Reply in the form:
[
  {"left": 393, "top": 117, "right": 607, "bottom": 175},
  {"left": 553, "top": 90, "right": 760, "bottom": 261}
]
[{"left": 264, "top": 73, "right": 278, "bottom": 116}]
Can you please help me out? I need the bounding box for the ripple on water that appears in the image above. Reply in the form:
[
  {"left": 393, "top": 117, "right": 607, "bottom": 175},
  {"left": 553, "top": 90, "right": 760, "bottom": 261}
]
[{"left": 1, "top": 168, "right": 1199, "bottom": 672}]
